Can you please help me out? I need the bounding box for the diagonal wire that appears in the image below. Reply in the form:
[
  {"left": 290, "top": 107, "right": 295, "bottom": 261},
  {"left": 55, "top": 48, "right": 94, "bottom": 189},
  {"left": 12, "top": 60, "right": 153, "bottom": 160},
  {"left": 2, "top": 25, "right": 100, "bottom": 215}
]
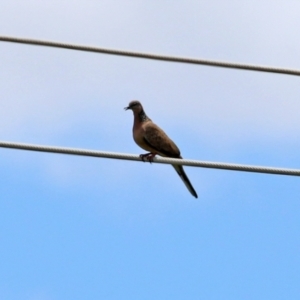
[
  {"left": 1, "top": 35, "right": 300, "bottom": 76},
  {"left": 0, "top": 140, "right": 300, "bottom": 177}
]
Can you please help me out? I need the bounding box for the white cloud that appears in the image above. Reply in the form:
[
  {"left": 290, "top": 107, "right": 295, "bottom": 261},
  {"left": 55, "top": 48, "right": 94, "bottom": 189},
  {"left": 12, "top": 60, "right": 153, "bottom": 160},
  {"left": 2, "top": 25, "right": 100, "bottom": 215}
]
[{"left": 1, "top": 0, "right": 300, "bottom": 187}]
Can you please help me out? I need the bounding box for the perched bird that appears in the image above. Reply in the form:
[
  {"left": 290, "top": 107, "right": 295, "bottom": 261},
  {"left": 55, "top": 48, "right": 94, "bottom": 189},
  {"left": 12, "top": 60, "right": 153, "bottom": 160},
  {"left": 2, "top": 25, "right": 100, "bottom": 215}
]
[{"left": 125, "top": 100, "right": 198, "bottom": 198}]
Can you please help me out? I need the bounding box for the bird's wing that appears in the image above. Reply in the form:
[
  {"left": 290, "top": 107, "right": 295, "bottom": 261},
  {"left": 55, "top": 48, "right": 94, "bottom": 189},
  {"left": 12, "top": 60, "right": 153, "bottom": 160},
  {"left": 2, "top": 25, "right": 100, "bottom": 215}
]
[
  {"left": 143, "top": 121, "right": 198, "bottom": 199},
  {"left": 143, "top": 122, "right": 181, "bottom": 158}
]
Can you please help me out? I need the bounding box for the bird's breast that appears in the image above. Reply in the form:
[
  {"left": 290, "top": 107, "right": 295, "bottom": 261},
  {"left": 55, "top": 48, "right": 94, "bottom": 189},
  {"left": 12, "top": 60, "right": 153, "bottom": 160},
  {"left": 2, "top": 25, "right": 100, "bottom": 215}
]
[{"left": 132, "top": 122, "right": 153, "bottom": 152}]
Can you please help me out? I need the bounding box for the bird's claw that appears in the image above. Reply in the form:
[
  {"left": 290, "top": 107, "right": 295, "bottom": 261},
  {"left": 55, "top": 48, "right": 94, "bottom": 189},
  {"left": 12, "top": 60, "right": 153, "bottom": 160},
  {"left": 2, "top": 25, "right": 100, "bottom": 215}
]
[
  {"left": 139, "top": 154, "right": 147, "bottom": 162},
  {"left": 139, "top": 153, "right": 156, "bottom": 163}
]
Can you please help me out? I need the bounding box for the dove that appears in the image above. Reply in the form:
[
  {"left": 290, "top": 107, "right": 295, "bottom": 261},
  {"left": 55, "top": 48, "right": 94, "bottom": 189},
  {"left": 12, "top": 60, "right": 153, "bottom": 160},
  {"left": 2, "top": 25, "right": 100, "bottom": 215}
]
[{"left": 125, "top": 100, "right": 198, "bottom": 198}]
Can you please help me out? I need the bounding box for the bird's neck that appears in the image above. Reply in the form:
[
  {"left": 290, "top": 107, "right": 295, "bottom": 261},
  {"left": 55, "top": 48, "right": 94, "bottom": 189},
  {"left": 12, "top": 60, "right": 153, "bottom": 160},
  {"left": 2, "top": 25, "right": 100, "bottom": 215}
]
[{"left": 135, "top": 109, "right": 150, "bottom": 123}]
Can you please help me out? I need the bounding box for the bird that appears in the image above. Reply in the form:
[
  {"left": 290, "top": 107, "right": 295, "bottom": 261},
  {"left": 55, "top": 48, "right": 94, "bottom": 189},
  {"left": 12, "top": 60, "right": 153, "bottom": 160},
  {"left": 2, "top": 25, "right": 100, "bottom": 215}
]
[{"left": 125, "top": 100, "right": 198, "bottom": 198}]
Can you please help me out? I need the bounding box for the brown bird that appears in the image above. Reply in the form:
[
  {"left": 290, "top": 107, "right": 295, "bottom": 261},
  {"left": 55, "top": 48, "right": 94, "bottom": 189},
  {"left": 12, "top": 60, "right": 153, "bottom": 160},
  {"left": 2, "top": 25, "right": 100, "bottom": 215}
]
[{"left": 125, "top": 100, "right": 198, "bottom": 198}]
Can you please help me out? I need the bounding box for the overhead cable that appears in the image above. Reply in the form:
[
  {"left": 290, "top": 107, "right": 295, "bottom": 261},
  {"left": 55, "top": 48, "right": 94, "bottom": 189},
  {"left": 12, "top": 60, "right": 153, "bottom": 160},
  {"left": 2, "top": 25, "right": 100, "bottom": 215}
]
[
  {"left": 0, "top": 36, "right": 300, "bottom": 76},
  {"left": 0, "top": 140, "right": 300, "bottom": 177}
]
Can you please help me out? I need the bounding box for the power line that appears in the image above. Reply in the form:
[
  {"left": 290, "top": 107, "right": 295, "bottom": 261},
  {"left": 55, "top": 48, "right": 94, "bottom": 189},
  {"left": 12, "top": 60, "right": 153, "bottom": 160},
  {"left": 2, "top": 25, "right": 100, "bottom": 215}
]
[
  {"left": 1, "top": 35, "right": 300, "bottom": 76},
  {"left": 0, "top": 140, "right": 299, "bottom": 177}
]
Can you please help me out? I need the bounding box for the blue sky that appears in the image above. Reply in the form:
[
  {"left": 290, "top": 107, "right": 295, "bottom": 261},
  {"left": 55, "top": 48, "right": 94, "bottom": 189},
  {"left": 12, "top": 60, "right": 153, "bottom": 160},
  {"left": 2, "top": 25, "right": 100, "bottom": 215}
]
[{"left": 1, "top": 1, "right": 300, "bottom": 299}]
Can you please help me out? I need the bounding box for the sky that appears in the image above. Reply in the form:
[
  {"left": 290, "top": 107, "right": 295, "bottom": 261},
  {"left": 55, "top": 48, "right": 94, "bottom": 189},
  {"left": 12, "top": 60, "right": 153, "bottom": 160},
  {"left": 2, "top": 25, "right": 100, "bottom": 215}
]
[{"left": 1, "top": 1, "right": 300, "bottom": 299}]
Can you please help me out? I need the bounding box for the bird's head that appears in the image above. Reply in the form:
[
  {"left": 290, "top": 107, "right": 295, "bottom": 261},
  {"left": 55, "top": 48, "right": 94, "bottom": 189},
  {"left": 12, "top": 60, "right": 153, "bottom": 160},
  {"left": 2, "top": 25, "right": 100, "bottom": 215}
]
[{"left": 124, "top": 100, "right": 143, "bottom": 113}]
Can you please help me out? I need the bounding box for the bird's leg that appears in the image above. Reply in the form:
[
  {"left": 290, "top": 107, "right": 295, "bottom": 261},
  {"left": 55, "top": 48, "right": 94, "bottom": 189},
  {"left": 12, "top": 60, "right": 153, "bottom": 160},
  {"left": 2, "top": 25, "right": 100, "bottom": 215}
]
[
  {"left": 139, "top": 153, "right": 157, "bottom": 163},
  {"left": 146, "top": 153, "right": 156, "bottom": 163}
]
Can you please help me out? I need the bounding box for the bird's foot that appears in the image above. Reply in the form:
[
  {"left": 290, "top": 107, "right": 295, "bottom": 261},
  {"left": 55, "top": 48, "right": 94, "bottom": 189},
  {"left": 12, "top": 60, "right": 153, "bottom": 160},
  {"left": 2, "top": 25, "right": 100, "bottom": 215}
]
[{"left": 139, "top": 153, "right": 156, "bottom": 163}]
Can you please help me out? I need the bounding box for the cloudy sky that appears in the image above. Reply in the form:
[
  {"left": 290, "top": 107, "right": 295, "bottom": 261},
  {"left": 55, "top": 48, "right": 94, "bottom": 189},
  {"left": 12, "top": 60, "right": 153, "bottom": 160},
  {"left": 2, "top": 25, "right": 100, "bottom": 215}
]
[{"left": 1, "top": 1, "right": 300, "bottom": 299}]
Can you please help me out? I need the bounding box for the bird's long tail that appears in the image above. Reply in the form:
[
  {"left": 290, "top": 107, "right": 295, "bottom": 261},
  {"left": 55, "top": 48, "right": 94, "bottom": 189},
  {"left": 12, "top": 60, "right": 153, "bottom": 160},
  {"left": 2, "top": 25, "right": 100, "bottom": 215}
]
[{"left": 172, "top": 164, "right": 198, "bottom": 198}]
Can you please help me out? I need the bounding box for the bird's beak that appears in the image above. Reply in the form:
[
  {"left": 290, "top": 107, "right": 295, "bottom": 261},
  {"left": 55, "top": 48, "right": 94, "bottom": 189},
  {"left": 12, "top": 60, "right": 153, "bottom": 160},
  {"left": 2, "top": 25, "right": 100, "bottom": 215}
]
[{"left": 124, "top": 106, "right": 130, "bottom": 111}]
